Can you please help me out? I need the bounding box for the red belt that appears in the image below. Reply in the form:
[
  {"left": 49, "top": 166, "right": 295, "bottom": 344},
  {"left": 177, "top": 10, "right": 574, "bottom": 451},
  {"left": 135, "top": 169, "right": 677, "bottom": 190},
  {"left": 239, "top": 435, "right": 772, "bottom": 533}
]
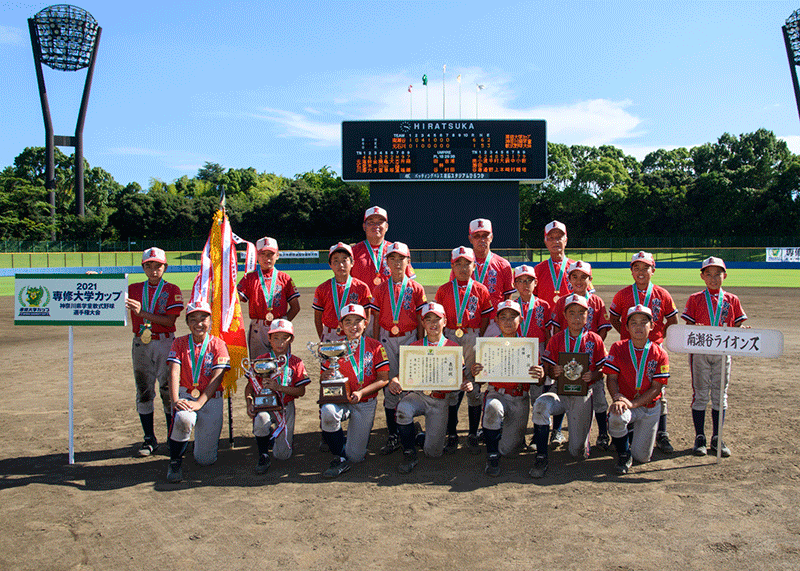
[{"left": 427, "top": 391, "right": 449, "bottom": 399}]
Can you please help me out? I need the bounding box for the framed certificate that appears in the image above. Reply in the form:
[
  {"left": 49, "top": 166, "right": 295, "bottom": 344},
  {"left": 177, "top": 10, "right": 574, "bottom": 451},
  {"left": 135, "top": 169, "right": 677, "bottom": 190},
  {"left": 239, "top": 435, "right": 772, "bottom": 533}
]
[
  {"left": 399, "top": 345, "right": 463, "bottom": 391},
  {"left": 474, "top": 337, "right": 538, "bottom": 384},
  {"left": 557, "top": 352, "right": 590, "bottom": 396}
]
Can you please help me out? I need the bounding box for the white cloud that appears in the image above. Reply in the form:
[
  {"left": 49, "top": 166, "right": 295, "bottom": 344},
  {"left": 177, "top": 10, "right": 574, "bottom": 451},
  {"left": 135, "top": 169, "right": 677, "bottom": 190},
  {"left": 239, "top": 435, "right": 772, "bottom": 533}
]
[
  {"left": 779, "top": 135, "right": 800, "bottom": 155},
  {"left": 250, "top": 108, "right": 340, "bottom": 146},
  {"left": 108, "top": 147, "right": 169, "bottom": 157},
  {"left": 0, "top": 25, "right": 24, "bottom": 45}
]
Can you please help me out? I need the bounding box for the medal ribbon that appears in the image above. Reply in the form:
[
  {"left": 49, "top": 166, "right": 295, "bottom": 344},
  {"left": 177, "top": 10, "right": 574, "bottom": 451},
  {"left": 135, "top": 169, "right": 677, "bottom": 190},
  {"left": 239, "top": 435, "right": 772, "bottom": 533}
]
[
  {"left": 628, "top": 339, "right": 652, "bottom": 393},
  {"left": 270, "top": 350, "right": 291, "bottom": 387},
  {"left": 565, "top": 329, "right": 584, "bottom": 353},
  {"left": 388, "top": 276, "right": 409, "bottom": 326},
  {"left": 331, "top": 276, "right": 352, "bottom": 320},
  {"left": 520, "top": 300, "right": 534, "bottom": 336},
  {"left": 452, "top": 278, "right": 474, "bottom": 328},
  {"left": 189, "top": 334, "right": 211, "bottom": 392},
  {"left": 548, "top": 258, "right": 567, "bottom": 297},
  {"left": 365, "top": 240, "right": 387, "bottom": 280},
  {"left": 704, "top": 289, "right": 725, "bottom": 326},
  {"left": 424, "top": 335, "right": 447, "bottom": 347},
  {"left": 347, "top": 337, "right": 366, "bottom": 387},
  {"left": 632, "top": 282, "right": 653, "bottom": 308},
  {"left": 141, "top": 280, "right": 165, "bottom": 331},
  {"left": 257, "top": 266, "right": 278, "bottom": 313},
  {"left": 473, "top": 253, "right": 493, "bottom": 284}
]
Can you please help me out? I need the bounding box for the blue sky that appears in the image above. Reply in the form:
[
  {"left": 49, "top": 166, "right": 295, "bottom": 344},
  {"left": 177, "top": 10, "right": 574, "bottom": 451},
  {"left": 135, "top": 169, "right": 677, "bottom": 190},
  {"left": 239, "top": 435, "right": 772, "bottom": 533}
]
[{"left": 2, "top": 0, "right": 799, "bottom": 188}]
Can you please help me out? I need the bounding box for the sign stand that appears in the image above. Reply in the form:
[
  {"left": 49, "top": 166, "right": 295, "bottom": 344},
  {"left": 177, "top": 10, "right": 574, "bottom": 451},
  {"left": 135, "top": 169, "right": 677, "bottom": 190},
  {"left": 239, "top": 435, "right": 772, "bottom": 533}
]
[
  {"left": 665, "top": 324, "right": 784, "bottom": 463},
  {"left": 68, "top": 326, "right": 74, "bottom": 464}
]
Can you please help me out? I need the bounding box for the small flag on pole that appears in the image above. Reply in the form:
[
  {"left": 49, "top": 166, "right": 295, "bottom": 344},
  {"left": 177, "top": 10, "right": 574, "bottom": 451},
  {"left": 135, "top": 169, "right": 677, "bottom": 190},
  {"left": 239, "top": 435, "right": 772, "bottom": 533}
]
[
  {"left": 408, "top": 85, "right": 412, "bottom": 93},
  {"left": 422, "top": 74, "right": 428, "bottom": 85},
  {"left": 457, "top": 74, "right": 461, "bottom": 83},
  {"left": 477, "top": 84, "right": 486, "bottom": 91}
]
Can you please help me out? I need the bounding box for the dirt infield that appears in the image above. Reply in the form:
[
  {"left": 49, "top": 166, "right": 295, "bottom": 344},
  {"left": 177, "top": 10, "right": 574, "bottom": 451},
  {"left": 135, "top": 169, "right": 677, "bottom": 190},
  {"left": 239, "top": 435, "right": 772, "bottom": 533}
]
[{"left": 1, "top": 285, "right": 798, "bottom": 571}]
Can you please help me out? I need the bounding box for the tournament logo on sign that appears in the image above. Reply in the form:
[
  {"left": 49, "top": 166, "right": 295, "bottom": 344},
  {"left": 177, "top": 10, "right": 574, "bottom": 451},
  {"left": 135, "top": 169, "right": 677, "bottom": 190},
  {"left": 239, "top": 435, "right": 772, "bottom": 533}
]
[{"left": 17, "top": 285, "right": 51, "bottom": 317}]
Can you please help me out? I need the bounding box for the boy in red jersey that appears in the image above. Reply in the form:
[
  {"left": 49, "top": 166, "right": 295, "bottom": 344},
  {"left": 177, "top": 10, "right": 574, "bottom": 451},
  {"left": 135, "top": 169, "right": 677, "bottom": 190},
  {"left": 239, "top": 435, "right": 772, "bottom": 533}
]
[
  {"left": 681, "top": 257, "right": 747, "bottom": 457},
  {"left": 608, "top": 251, "right": 678, "bottom": 454},
  {"left": 165, "top": 301, "right": 231, "bottom": 483},
  {"left": 245, "top": 319, "right": 310, "bottom": 474},
  {"left": 369, "top": 242, "right": 426, "bottom": 455},
  {"left": 530, "top": 294, "right": 607, "bottom": 479},
  {"left": 236, "top": 237, "right": 300, "bottom": 357},
  {"left": 319, "top": 304, "right": 390, "bottom": 478},
  {"left": 435, "top": 246, "right": 493, "bottom": 454},
  {"left": 603, "top": 305, "right": 670, "bottom": 474},
  {"left": 125, "top": 247, "right": 184, "bottom": 457}
]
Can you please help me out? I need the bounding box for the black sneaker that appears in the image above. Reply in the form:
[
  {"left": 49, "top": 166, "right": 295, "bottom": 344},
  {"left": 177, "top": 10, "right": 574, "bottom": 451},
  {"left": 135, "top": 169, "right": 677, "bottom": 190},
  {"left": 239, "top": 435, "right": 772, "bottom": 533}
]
[
  {"left": 692, "top": 434, "right": 708, "bottom": 456},
  {"left": 485, "top": 454, "right": 501, "bottom": 477},
  {"left": 322, "top": 457, "right": 350, "bottom": 479},
  {"left": 444, "top": 434, "right": 459, "bottom": 454},
  {"left": 529, "top": 454, "right": 548, "bottom": 478},
  {"left": 549, "top": 429, "right": 566, "bottom": 449},
  {"left": 255, "top": 454, "right": 271, "bottom": 474},
  {"left": 166, "top": 460, "right": 182, "bottom": 483},
  {"left": 398, "top": 451, "right": 418, "bottom": 474},
  {"left": 615, "top": 452, "right": 633, "bottom": 475},
  {"left": 596, "top": 433, "right": 611, "bottom": 451},
  {"left": 137, "top": 437, "right": 158, "bottom": 458},
  {"left": 467, "top": 433, "right": 481, "bottom": 455},
  {"left": 709, "top": 435, "right": 731, "bottom": 457},
  {"left": 656, "top": 431, "right": 674, "bottom": 455},
  {"left": 380, "top": 434, "right": 401, "bottom": 455}
]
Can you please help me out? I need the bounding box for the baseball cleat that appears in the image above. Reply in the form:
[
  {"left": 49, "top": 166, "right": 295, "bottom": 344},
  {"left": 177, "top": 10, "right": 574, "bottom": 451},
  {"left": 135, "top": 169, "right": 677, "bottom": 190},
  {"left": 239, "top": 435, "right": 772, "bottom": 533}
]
[
  {"left": 398, "top": 451, "right": 418, "bottom": 474},
  {"left": 137, "top": 437, "right": 158, "bottom": 458},
  {"left": 467, "top": 433, "right": 482, "bottom": 455},
  {"left": 709, "top": 436, "right": 731, "bottom": 457},
  {"left": 615, "top": 452, "right": 633, "bottom": 475},
  {"left": 656, "top": 431, "right": 674, "bottom": 455},
  {"left": 318, "top": 437, "right": 329, "bottom": 453},
  {"left": 444, "top": 434, "right": 459, "bottom": 454},
  {"left": 595, "top": 433, "right": 611, "bottom": 451},
  {"left": 380, "top": 434, "right": 401, "bottom": 455},
  {"left": 485, "top": 454, "right": 501, "bottom": 477},
  {"left": 529, "top": 455, "right": 548, "bottom": 479},
  {"left": 549, "top": 429, "right": 566, "bottom": 449},
  {"left": 255, "top": 454, "right": 271, "bottom": 474},
  {"left": 166, "top": 460, "right": 182, "bottom": 483},
  {"left": 692, "top": 434, "right": 708, "bottom": 456},
  {"left": 322, "top": 457, "right": 350, "bottom": 479}
]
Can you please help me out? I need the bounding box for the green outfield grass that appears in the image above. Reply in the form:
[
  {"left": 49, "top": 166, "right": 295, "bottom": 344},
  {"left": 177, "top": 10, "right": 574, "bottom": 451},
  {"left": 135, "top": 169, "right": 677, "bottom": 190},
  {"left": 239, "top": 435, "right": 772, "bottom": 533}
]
[{"left": 2, "top": 267, "right": 796, "bottom": 297}]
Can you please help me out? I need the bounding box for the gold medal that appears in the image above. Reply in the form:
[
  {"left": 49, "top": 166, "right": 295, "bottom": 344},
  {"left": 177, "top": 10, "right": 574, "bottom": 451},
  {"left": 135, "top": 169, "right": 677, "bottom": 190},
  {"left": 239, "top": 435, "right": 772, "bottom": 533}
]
[
  {"left": 140, "top": 328, "right": 152, "bottom": 344},
  {"left": 191, "top": 388, "right": 201, "bottom": 398},
  {"left": 553, "top": 294, "right": 560, "bottom": 303},
  {"left": 265, "top": 312, "right": 274, "bottom": 322},
  {"left": 374, "top": 276, "right": 382, "bottom": 286},
  {"left": 391, "top": 325, "right": 400, "bottom": 335},
  {"left": 455, "top": 328, "right": 464, "bottom": 338}
]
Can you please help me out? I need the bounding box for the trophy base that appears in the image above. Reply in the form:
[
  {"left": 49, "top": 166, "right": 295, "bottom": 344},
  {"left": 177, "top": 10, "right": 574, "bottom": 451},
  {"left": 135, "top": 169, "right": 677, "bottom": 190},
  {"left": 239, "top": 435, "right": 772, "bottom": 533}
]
[
  {"left": 253, "top": 393, "right": 284, "bottom": 413},
  {"left": 317, "top": 381, "right": 351, "bottom": 405}
]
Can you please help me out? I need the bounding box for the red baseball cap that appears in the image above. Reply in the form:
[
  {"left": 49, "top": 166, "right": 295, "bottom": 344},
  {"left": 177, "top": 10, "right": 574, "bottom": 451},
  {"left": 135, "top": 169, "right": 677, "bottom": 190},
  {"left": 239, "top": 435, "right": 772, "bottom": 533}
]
[
  {"left": 701, "top": 256, "right": 727, "bottom": 272},
  {"left": 496, "top": 300, "right": 522, "bottom": 315},
  {"left": 567, "top": 260, "right": 592, "bottom": 278},
  {"left": 340, "top": 304, "right": 367, "bottom": 321},
  {"left": 451, "top": 246, "right": 475, "bottom": 262},
  {"left": 142, "top": 247, "right": 167, "bottom": 265},
  {"left": 364, "top": 206, "right": 388, "bottom": 222},
  {"left": 421, "top": 302, "right": 446, "bottom": 319},
  {"left": 268, "top": 318, "right": 294, "bottom": 336},
  {"left": 626, "top": 304, "right": 653, "bottom": 322},
  {"left": 256, "top": 237, "right": 279, "bottom": 252},
  {"left": 386, "top": 241, "right": 410, "bottom": 258},
  {"left": 544, "top": 220, "right": 567, "bottom": 236},
  {"left": 563, "top": 293, "right": 589, "bottom": 311},
  {"left": 328, "top": 242, "right": 354, "bottom": 262},
  {"left": 186, "top": 300, "right": 212, "bottom": 315},
  {"left": 630, "top": 251, "right": 655, "bottom": 267},
  {"left": 469, "top": 218, "right": 493, "bottom": 235}
]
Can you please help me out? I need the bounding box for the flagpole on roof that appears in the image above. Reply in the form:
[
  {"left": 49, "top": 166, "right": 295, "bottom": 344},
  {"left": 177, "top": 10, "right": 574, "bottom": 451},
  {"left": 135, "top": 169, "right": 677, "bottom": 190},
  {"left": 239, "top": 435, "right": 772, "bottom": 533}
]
[{"left": 442, "top": 64, "right": 446, "bottom": 118}]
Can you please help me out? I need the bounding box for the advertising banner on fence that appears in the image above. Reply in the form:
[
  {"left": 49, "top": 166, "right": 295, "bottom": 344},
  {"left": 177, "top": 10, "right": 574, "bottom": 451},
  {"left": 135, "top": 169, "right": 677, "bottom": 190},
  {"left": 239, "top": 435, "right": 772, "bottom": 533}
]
[
  {"left": 766, "top": 248, "right": 800, "bottom": 262},
  {"left": 15, "top": 273, "right": 128, "bottom": 326}
]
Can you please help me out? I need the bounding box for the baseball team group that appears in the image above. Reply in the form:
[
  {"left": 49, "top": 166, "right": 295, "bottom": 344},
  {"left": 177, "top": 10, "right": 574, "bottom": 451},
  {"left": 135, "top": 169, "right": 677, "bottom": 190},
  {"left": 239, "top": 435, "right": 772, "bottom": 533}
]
[{"left": 124, "top": 206, "right": 747, "bottom": 483}]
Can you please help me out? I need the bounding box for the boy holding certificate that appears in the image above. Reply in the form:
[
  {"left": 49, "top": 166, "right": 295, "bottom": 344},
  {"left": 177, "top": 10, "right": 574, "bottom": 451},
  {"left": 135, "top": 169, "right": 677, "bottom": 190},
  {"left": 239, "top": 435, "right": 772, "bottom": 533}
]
[
  {"left": 370, "top": 242, "right": 427, "bottom": 456},
  {"left": 603, "top": 305, "right": 670, "bottom": 474},
  {"left": 472, "top": 300, "right": 545, "bottom": 477},
  {"left": 435, "top": 246, "right": 493, "bottom": 454},
  {"left": 530, "top": 294, "right": 607, "bottom": 479},
  {"left": 393, "top": 302, "right": 472, "bottom": 474}
]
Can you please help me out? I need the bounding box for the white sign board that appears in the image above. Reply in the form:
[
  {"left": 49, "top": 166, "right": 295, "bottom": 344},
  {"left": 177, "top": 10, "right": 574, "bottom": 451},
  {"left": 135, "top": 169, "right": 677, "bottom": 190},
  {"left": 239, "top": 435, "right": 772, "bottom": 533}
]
[
  {"left": 766, "top": 248, "right": 800, "bottom": 263},
  {"left": 15, "top": 273, "right": 128, "bottom": 326},
  {"left": 665, "top": 325, "right": 783, "bottom": 358}
]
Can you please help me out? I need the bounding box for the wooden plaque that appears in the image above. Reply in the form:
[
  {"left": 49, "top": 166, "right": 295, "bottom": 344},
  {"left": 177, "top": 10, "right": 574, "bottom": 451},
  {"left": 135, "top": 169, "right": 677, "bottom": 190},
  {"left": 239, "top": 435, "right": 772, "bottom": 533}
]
[{"left": 557, "top": 352, "right": 590, "bottom": 396}]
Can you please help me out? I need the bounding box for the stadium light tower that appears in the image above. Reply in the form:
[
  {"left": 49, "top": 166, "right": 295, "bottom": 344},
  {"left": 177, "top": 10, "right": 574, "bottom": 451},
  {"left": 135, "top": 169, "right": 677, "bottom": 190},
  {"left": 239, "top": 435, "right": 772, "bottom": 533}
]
[
  {"left": 28, "top": 4, "right": 101, "bottom": 232},
  {"left": 783, "top": 9, "right": 800, "bottom": 122}
]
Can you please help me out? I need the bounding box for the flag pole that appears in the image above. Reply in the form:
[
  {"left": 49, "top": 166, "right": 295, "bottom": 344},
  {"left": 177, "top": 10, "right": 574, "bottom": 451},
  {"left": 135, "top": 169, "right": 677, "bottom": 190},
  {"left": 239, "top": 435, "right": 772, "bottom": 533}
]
[
  {"left": 442, "top": 64, "right": 446, "bottom": 118},
  {"left": 408, "top": 85, "right": 413, "bottom": 119},
  {"left": 458, "top": 75, "right": 462, "bottom": 119}
]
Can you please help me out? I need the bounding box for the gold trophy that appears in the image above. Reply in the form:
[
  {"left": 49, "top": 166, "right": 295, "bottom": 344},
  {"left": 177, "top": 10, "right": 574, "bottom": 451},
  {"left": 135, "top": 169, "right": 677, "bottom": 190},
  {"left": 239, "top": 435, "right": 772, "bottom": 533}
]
[
  {"left": 241, "top": 356, "right": 287, "bottom": 412},
  {"left": 307, "top": 340, "right": 352, "bottom": 405}
]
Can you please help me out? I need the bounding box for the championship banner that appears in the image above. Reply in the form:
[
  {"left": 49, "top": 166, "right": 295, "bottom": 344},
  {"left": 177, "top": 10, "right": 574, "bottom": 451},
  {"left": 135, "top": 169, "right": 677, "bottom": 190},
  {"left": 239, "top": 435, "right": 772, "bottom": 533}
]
[
  {"left": 15, "top": 273, "right": 128, "bottom": 326},
  {"left": 766, "top": 248, "right": 800, "bottom": 262},
  {"left": 191, "top": 208, "right": 248, "bottom": 396}
]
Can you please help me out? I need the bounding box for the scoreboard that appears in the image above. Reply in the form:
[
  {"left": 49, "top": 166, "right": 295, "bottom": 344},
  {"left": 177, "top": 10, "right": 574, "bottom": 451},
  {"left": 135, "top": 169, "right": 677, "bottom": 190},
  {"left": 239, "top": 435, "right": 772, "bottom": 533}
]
[{"left": 341, "top": 120, "right": 547, "bottom": 182}]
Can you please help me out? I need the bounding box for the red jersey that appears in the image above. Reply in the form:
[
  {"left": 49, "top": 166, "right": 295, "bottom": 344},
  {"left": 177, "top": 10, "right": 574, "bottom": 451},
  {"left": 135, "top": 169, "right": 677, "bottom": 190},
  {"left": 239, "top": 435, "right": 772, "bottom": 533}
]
[
  {"left": 517, "top": 297, "right": 551, "bottom": 340},
  {"left": 328, "top": 337, "right": 390, "bottom": 401},
  {"left": 681, "top": 289, "right": 747, "bottom": 327},
  {"left": 237, "top": 269, "right": 299, "bottom": 321},
  {"left": 368, "top": 278, "right": 427, "bottom": 334},
  {"left": 128, "top": 280, "right": 183, "bottom": 335},
  {"left": 312, "top": 277, "right": 372, "bottom": 329},
  {"left": 167, "top": 335, "right": 231, "bottom": 393},
  {"left": 449, "top": 252, "right": 514, "bottom": 317},
  {"left": 409, "top": 337, "right": 464, "bottom": 398},
  {"left": 533, "top": 257, "right": 574, "bottom": 304},
  {"left": 251, "top": 351, "right": 310, "bottom": 405},
  {"left": 609, "top": 283, "right": 678, "bottom": 344},
  {"left": 351, "top": 240, "right": 416, "bottom": 295},
  {"left": 549, "top": 292, "right": 612, "bottom": 335},
  {"left": 434, "top": 279, "right": 493, "bottom": 329},
  {"left": 603, "top": 340, "right": 670, "bottom": 404},
  {"left": 542, "top": 330, "right": 607, "bottom": 376}
]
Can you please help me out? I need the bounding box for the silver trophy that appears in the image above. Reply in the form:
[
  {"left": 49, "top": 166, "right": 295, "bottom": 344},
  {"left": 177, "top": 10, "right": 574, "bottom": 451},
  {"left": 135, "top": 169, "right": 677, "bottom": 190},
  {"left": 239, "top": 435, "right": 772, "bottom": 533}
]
[
  {"left": 307, "top": 340, "right": 352, "bottom": 404},
  {"left": 241, "top": 355, "right": 287, "bottom": 412}
]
